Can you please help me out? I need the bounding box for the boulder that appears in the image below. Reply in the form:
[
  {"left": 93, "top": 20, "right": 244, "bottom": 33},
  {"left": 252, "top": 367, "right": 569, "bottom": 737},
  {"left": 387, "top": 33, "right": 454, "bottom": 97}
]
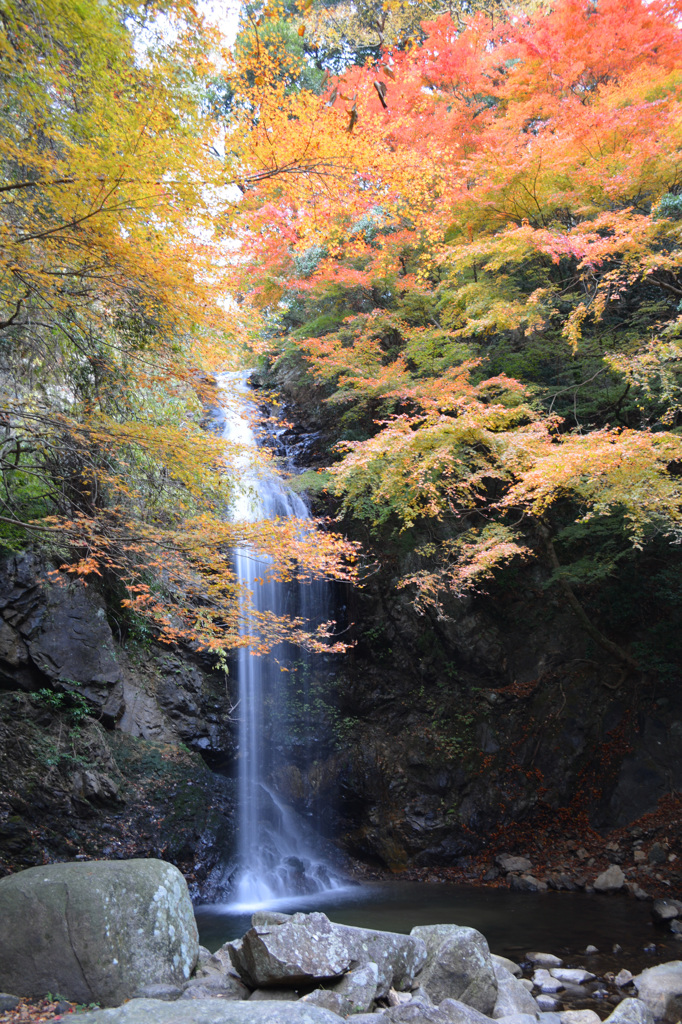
[
  {"left": 411, "top": 925, "right": 497, "bottom": 1014},
  {"left": 334, "top": 922, "right": 427, "bottom": 998},
  {"left": 132, "top": 985, "right": 184, "bottom": 1001},
  {"left": 593, "top": 866, "right": 625, "bottom": 892},
  {"left": 67, "top": 999, "right": 345, "bottom": 1024},
  {"left": 492, "top": 963, "right": 539, "bottom": 1019},
  {"left": 301, "top": 962, "right": 379, "bottom": 1017},
  {"left": 634, "top": 962, "right": 682, "bottom": 1022},
  {"left": 0, "top": 859, "right": 198, "bottom": 1006},
  {"left": 230, "top": 913, "right": 352, "bottom": 988},
  {"left": 0, "top": 995, "right": 20, "bottom": 1012},
  {"left": 615, "top": 972, "right": 634, "bottom": 988},
  {"left": 604, "top": 999, "right": 656, "bottom": 1024},
  {"left": 385, "top": 1000, "right": 494, "bottom": 1024},
  {"left": 536, "top": 999, "right": 560, "bottom": 1013}
]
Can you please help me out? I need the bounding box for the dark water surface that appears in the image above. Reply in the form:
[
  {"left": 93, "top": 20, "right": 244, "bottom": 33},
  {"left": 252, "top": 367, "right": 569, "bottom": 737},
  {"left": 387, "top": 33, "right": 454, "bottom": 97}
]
[{"left": 195, "top": 881, "right": 678, "bottom": 976}]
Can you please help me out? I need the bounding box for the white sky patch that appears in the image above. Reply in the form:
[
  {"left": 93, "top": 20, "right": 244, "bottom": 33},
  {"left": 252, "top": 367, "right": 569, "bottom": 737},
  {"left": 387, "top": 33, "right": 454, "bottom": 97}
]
[{"left": 199, "top": 0, "right": 241, "bottom": 46}]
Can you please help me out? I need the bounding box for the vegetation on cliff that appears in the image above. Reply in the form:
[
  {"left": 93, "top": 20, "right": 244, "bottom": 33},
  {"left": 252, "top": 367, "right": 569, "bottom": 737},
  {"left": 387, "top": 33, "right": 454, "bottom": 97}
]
[{"left": 227, "top": 0, "right": 682, "bottom": 676}]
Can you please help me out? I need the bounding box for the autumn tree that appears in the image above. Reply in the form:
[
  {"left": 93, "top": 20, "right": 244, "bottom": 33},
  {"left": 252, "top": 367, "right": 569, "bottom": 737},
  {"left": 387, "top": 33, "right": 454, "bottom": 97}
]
[
  {"left": 229, "top": 0, "right": 682, "bottom": 673},
  {"left": 0, "top": 0, "right": 358, "bottom": 658}
]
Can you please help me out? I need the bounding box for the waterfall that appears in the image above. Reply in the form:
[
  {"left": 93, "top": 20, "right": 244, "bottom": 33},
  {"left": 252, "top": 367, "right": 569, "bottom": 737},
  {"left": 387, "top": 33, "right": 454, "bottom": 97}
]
[{"left": 217, "top": 371, "right": 343, "bottom": 908}]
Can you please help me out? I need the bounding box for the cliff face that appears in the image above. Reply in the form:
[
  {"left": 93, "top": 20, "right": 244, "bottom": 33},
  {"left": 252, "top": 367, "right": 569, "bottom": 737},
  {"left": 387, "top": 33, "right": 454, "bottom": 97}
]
[
  {"left": 0, "top": 551, "right": 236, "bottom": 897},
  {"left": 252, "top": 364, "right": 682, "bottom": 882}
]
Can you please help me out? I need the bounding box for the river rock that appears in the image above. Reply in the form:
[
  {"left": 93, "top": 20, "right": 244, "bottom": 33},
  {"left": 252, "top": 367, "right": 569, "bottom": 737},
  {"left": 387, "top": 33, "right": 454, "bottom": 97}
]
[
  {"left": 496, "top": 1015, "right": 538, "bottom": 1024},
  {"left": 411, "top": 925, "right": 497, "bottom": 1014},
  {"left": 593, "top": 866, "right": 625, "bottom": 892},
  {"left": 301, "top": 962, "right": 379, "bottom": 1016},
  {"left": 559, "top": 1013, "right": 600, "bottom": 1024},
  {"left": 604, "top": 999, "right": 656, "bottom": 1024},
  {"left": 334, "top": 923, "right": 427, "bottom": 997},
  {"left": 549, "top": 970, "right": 594, "bottom": 985},
  {"left": 252, "top": 912, "right": 293, "bottom": 927},
  {"left": 493, "top": 962, "right": 539, "bottom": 1019},
  {"left": 536, "top": 997, "right": 560, "bottom": 1012},
  {"left": 230, "top": 913, "right": 352, "bottom": 988},
  {"left": 0, "top": 995, "right": 20, "bottom": 1012},
  {"left": 67, "top": 999, "right": 345, "bottom": 1024},
  {"left": 492, "top": 957, "right": 523, "bottom": 979},
  {"left": 496, "top": 856, "right": 533, "bottom": 874},
  {"left": 652, "top": 902, "right": 681, "bottom": 924},
  {"left": 615, "top": 971, "right": 634, "bottom": 988},
  {"left": 133, "top": 984, "right": 184, "bottom": 1001},
  {"left": 634, "top": 962, "right": 682, "bottom": 1021},
  {"left": 527, "top": 956, "right": 563, "bottom": 968},
  {"left": 0, "top": 859, "right": 198, "bottom": 1006},
  {"left": 532, "top": 971, "right": 563, "bottom": 995}
]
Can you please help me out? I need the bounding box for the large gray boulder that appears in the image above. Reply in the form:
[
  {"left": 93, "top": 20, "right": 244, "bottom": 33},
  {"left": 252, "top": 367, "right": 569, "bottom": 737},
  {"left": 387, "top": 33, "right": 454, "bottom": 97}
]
[
  {"left": 301, "top": 962, "right": 379, "bottom": 1016},
  {"left": 333, "top": 922, "right": 427, "bottom": 997},
  {"left": 69, "top": 999, "right": 344, "bottom": 1024},
  {"left": 386, "top": 998, "right": 496, "bottom": 1023},
  {"left": 634, "top": 963, "right": 682, "bottom": 1022},
  {"left": 230, "top": 913, "right": 352, "bottom": 988},
  {"left": 604, "top": 999, "right": 656, "bottom": 1024},
  {"left": 492, "top": 963, "right": 538, "bottom": 1019},
  {"left": 0, "top": 859, "right": 198, "bottom": 1006},
  {"left": 411, "top": 925, "right": 498, "bottom": 1014}
]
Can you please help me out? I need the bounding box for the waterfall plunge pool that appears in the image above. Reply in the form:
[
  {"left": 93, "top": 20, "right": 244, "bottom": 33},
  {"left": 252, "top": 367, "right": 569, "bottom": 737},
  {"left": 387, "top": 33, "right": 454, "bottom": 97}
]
[{"left": 195, "top": 880, "right": 676, "bottom": 977}]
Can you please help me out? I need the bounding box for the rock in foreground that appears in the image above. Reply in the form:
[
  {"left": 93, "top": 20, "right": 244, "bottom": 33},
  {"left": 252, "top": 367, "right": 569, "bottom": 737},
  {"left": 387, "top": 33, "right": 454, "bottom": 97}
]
[
  {"left": 0, "top": 860, "right": 198, "bottom": 1006},
  {"left": 69, "top": 998, "right": 345, "bottom": 1024}
]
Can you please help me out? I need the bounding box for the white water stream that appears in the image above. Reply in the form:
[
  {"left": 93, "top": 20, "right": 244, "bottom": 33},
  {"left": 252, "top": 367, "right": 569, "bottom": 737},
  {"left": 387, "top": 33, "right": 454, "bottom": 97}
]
[{"left": 218, "top": 371, "right": 343, "bottom": 908}]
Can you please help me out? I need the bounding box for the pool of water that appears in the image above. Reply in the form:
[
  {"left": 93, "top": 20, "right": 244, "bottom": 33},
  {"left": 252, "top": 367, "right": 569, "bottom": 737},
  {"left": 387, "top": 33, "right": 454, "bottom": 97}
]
[{"left": 195, "top": 881, "right": 677, "bottom": 977}]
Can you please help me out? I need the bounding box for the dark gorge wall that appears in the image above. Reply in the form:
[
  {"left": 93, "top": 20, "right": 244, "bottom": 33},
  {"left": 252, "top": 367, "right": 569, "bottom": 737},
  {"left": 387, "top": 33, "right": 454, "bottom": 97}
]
[
  {"left": 0, "top": 551, "right": 236, "bottom": 897},
  {"left": 255, "top": 362, "right": 682, "bottom": 893}
]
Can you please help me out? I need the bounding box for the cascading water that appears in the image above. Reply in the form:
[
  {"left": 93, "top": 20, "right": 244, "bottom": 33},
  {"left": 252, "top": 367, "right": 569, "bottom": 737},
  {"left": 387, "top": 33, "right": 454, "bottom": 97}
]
[{"left": 217, "top": 371, "right": 344, "bottom": 908}]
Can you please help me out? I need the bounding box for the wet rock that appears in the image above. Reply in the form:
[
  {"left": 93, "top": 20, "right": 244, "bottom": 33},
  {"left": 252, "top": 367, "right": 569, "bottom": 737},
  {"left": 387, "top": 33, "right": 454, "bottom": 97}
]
[
  {"left": 616, "top": 972, "right": 635, "bottom": 988},
  {"left": 537, "top": 1014, "right": 561, "bottom": 1024},
  {"left": 492, "top": 963, "right": 539, "bottom": 1019},
  {"left": 594, "top": 865, "right": 625, "bottom": 892},
  {"left": 634, "top": 962, "right": 682, "bottom": 1022},
  {"left": 334, "top": 923, "right": 427, "bottom": 998},
  {"left": 411, "top": 924, "right": 497, "bottom": 1014},
  {"left": 549, "top": 970, "right": 595, "bottom": 985},
  {"left": 585, "top": 947, "right": 599, "bottom": 956},
  {"left": 496, "top": 856, "right": 533, "bottom": 874},
  {"left": 536, "top": 997, "right": 560, "bottom": 1012},
  {"left": 301, "top": 962, "right": 379, "bottom": 1017},
  {"left": 527, "top": 956, "right": 563, "bottom": 968},
  {"left": 604, "top": 999, "right": 655, "bottom": 1024},
  {"left": 66, "top": 999, "right": 346, "bottom": 1024},
  {"left": 0, "top": 859, "right": 198, "bottom": 1006}
]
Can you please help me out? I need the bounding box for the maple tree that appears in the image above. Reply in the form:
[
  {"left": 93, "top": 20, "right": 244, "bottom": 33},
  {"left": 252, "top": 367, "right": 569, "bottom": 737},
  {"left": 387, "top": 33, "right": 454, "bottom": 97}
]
[
  {"left": 230, "top": 0, "right": 682, "bottom": 670},
  {"left": 0, "top": 0, "right": 359, "bottom": 656}
]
